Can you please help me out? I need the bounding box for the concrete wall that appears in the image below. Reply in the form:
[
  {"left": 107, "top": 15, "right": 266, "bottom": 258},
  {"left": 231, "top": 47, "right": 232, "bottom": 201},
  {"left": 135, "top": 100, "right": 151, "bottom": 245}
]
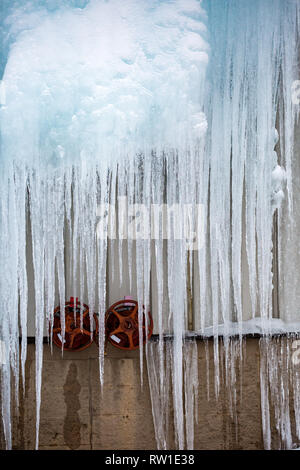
[{"left": 1, "top": 337, "right": 267, "bottom": 450}]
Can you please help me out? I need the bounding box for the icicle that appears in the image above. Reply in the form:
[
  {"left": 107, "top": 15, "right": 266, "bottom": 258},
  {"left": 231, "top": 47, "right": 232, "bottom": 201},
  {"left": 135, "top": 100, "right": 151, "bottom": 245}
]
[
  {"left": 184, "top": 339, "right": 199, "bottom": 450},
  {"left": 259, "top": 335, "right": 300, "bottom": 449},
  {"left": 147, "top": 340, "right": 172, "bottom": 450}
]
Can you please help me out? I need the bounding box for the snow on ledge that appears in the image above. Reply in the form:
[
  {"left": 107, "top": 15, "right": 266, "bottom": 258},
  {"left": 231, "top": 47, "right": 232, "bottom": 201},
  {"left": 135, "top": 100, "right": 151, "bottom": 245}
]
[{"left": 194, "top": 318, "right": 300, "bottom": 338}]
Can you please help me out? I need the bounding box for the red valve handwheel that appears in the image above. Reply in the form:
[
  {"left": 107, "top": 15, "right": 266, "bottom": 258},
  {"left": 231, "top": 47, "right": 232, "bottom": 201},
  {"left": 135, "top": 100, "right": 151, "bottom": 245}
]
[
  {"left": 51, "top": 297, "right": 98, "bottom": 352},
  {"left": 104, "top": 299, "right": 153, "bottom": 350}
]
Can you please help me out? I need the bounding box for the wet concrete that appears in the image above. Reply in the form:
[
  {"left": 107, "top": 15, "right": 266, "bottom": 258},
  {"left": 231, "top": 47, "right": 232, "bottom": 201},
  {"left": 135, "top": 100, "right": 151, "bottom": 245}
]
[
  {"left": 1, "top": 338, "right": 265, "bottom": 450},
  {"left": 63, "top": 363, "right": 81, "bottom": 449}
]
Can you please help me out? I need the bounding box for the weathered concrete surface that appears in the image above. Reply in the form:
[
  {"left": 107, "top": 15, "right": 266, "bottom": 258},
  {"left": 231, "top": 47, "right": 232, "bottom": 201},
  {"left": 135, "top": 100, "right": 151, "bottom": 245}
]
[{"left": 1, "top": 338, "right": 265, "bottom": 450}]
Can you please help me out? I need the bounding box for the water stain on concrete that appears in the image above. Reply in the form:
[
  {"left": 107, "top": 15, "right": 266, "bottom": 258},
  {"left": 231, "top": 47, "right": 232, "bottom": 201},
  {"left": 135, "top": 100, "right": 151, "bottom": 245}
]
[
  {"left": 17, "top": 357, "right": 32, "bottom": 449},
  {"left": 63, "top": 363, "right": 81, "bottom": 449}
]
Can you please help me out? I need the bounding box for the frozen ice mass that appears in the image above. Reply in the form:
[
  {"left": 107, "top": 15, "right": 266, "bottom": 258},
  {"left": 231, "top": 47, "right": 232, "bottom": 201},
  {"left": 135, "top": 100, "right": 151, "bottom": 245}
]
[{"left": 0, "top": 0, "right": 300, "bottom": 450}]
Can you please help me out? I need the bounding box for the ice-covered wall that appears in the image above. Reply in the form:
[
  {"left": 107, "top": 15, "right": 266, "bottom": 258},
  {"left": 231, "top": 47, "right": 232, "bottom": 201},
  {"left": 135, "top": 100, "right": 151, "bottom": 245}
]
[
  {"left": 0, "top": 0, "right": 300, "bottom": 450},
  {"left": 1, "top": 0, "right": 208, "bottom": 164}
]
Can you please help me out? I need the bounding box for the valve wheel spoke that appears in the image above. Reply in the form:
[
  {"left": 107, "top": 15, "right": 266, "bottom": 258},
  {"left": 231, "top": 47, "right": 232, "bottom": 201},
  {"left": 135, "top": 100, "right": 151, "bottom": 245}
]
[
  {"left": 51, "top": 298, "right": 97, "bottom": 352},
  {"left": 104, "top": 300, "right": 153, "bottom": 351}
]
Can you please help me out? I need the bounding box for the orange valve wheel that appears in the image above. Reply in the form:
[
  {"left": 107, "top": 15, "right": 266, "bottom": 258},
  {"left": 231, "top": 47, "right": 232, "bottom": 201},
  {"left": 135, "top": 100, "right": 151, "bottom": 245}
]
[
  {"left": 104, "top": 299, "right": 153, "bottom": 350},
  {"left": 51, "top": 297, "right": 98, "bottom": 352}
]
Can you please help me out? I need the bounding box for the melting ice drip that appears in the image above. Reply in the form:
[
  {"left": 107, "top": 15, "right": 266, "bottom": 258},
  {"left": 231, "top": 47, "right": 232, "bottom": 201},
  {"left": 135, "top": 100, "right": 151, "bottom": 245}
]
[{"left": 0, "top": 0, "right": 299, "bottom": 450}]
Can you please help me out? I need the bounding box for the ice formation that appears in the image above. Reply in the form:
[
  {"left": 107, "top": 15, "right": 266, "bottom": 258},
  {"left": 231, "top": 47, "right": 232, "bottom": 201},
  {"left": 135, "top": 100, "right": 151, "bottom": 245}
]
[{"left": 0, "top": 0, "right": 300, "bottom": 450}]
